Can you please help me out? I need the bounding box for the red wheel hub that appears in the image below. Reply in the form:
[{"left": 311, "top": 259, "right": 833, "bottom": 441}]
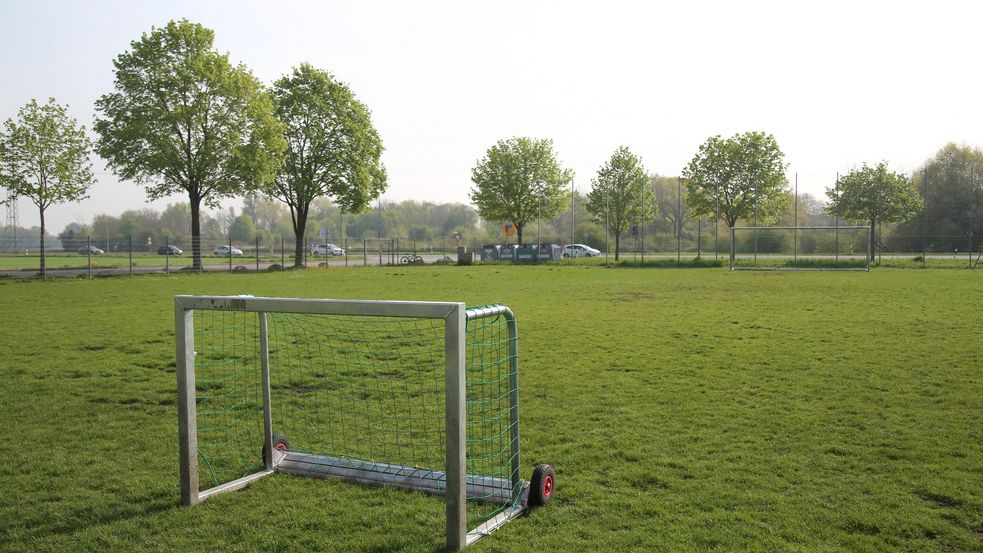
[
  {"left": 542, "top": 475, "right": 553, "bottom": 497},
  {"left": 275, "top": 443, "right": 287, "bottom": 451}
]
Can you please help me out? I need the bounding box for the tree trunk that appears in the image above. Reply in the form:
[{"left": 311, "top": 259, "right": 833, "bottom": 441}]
[
  {"left": 516, "top": 223, "right": 524, "bottom": 245},
  {"left": 614, "top": 232, "right": 621, "bottom": 261},
  {"left": 39, "top": 207, "right": 46, "bottom": 280},
  {"left": 190, "top": 197, "right": 202, "bottom": 270},
  {"left": 292, "top": 205, "right": 309, "bottom": 268}
]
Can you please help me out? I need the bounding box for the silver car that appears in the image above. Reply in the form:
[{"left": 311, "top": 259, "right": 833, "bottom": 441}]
[
  {"left": 563, "top": 244, "right": 600, "bottom": 258},
  {"left": 213, "top": 245, "right": 243, "bottom": 256},
  {"left": 310, "top": 243, "right": 345, "bottom": 256}
]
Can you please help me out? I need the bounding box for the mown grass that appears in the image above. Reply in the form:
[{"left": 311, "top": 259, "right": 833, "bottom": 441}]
[{"left": 0, "top": 266, "right": 981, "bottom": 552}]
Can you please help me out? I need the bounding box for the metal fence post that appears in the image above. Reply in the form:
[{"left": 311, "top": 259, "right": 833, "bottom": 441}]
[
  {"left": 165, "top": 236, "right": 170, "bottom": 275},
  {"left": 87, "top": 235, "right": 92, "bottom": 278},
  {"left": 256, "top": 236, "right": 260, "bottom": 271},
  {"left": 729, "top": 226, "right": 735, "bottom": 270},
  {"left": 128, "top": 236, "right": 133, "bottom": 276}
]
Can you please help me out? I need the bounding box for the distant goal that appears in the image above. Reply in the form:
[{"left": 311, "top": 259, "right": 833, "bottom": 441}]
[
  {"left": 175, "top": 296, "right": 554, "bottom": 550},
  {"left": 729, "top": 226, "right": 871, "bottom": 271}
]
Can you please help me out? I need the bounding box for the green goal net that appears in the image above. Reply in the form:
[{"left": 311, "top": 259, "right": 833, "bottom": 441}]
[
  {"left": 729, "top": 225, "right": 871, "bottom": 271},
  {"left": 176, "top": 297, "right": 533, "bottom": 549}
]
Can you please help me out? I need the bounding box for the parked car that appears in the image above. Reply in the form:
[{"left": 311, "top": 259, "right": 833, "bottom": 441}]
[
  {"left": 78, "top": 245, "right": 104, "bottom": 255},
  {"left": 310, "top": 243, "right": 345, "bottom": 256},
  {"left": 213, "top": 245, "right": 243, "bottom": 256},
  {"left": 157, "top": 245, "right": 183, "bottom": 255},
  {"left": 563, "top": 244, "right": 600, "bottom": 258}
]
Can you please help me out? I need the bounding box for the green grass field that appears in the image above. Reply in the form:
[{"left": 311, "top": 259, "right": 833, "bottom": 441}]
[{"left": 1, "top": 266, "right": 981, "bottom": 552}]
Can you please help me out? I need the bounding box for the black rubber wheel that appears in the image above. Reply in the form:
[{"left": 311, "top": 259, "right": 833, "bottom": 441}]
[
  {"left": 528, "top": 464, "right": 555, "bottom": 507},
  {"left": 263, "top": 433, "right": 291, "bottom": 459},
  {"left": 272, "top": 434, "right": 290, "bottom": 451}
]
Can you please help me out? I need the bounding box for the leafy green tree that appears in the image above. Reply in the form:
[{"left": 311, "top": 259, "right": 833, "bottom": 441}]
[
  {"left": 682, "top": 132, "right": 789, "bottom": 228},
  {"left": 229, "top": 214, "right": 257, "bottom": 243},
  {"left": 827, "top": 162, "right": 922, "bottom": 261},
  {"left": 650, "top": 175, "right": 689, "bottom": 238},
  {"left": 470, "top": 137, "right": 573, "bottom": 244},
  {"left": 586, "top": 146, "right": 655, "bottom": 260},
  {"left": 160, "top": 203, "right": 191, "bottom": 245},
  {"left": 888, "top": 143, "right": 982, "bottom": 252},
  {"left": 0, "top": 98, "right": 95, "bottom": 277},
  {"left": 94, "top": 19, "right": 285, "bottom": 269},
  {"left": 58, "top": 223, "right": 89, "bottom": 252},
  {"left": 268, "top": 63, "right": 386, "bottom": 267}
]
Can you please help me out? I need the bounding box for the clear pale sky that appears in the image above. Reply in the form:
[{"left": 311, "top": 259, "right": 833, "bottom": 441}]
[{"left": 2, "top": 0, "right": 981, "bottom": 232}]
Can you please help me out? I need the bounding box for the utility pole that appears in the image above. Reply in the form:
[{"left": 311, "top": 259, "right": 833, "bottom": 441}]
[{"left": 4, "top": 189, "right": 18, "bottom": 251}]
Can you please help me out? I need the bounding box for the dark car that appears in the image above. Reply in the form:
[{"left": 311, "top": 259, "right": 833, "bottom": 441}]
[{"left": 157, "top": 245, "right": 183, "bottom": 255}]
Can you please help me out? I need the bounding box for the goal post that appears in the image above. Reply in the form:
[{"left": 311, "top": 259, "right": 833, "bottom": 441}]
[
  {"left": 175, "top": 296, "right": 548, "bottom": 550},
  {"left": 729, "top": 225, "right": 871, "bottom": 271}
]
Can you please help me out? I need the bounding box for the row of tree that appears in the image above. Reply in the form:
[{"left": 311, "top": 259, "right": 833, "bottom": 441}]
[
  {"left": 51, "top": 198, "right": 482, "bottom": 253},
  {"left": 2, "top": 18, "right": 978, "bottom": 272},
  {"left": 468, "top": 132, "right": 977, "bottom": 262},
  {"left": 1, "top": 19, "right": 386, "bottom": 276}
]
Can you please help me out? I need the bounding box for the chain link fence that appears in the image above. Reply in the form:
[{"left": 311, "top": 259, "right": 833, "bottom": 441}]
[
  {"left": 0, "top": 234, "right": 486, "bottom": 279},
  {"left": 1, "top": 225, "right": 979, "bottom": 279}
]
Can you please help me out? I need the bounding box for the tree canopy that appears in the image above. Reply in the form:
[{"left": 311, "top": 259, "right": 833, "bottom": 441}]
[
  {"left": 826, "top": 161, "right": 922, "bottom": 260},
  {"left": 470, "top": 137, "right": 573, "bottom": 244},
  {"left": 268, "top": 63, "right": 387, "bottom": 266},
  {"left": 681, "top": 132, "right": 789, "bottom": 228},
  {"left": 94, "top": 19, "right": 285, "bottom": 269},
  {"left": 0, "top": 98, "right": 94, "bottom": 277},
  {"left": 888, "top": 143, "right": 981, "bottom": 252},
  {"left": 586, "top": 146, "right": 655, "bottom": 260}
]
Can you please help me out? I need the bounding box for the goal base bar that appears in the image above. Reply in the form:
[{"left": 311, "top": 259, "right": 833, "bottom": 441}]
[
  {"left": 276, "top": 451, "right": 521, "bottom": 505},
  {"left": 466, "top": 504, "right": 527, "bottom": 546},
  {"left": 195, "top": 468, "right": 275, "bottom": 503}
]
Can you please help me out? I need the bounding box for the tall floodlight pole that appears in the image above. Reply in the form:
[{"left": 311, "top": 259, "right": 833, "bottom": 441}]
[
  {"left": 537, "top": 190, "right": 542, "bottom": 263},
  {"left": 794, "top": 173, "right": 798, "bottom": 262},
  {"left": 714, "top": 183, "right": 719, "bottom": 261},
  {"left": 676, "top": 178, "right": 681, "bottom": 262},
  {"left": 970, "top": 168, "right": 975, "bottom": 268},
  {"left": 921, "top": 168, "right": 927, "bottom": 268},
  {"left": 570, "top": 180, "right": 575, "bottom": 248},
  {"left": 605, "top": 185, "right": 609, "bottom": 264},
  {"left": 835, "top": 172, "right": 840, "bottom": 262},
  {"left": 753, "top": 179, "right": 759, "bottom": 265}
]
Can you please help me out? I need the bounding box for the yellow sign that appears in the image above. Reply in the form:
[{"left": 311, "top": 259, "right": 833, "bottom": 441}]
[{"left": 502, "top": 222, "right": 516, "bottom": 237}]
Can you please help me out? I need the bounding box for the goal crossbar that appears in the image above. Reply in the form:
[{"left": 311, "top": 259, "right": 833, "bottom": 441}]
[
  {"left": 175, "top": 296, "right": 523, "bottom": 550},
  {"left": 729, "top": 225, "right": 871, "bottom": 272}
]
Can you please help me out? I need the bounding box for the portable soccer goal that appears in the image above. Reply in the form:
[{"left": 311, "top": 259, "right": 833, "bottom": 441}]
[
  {"left": 729, "top": 226, "right": 871, "bottom": 271},
  {"left": 175, "top": 296, "right": 554, "bottom": 550}
]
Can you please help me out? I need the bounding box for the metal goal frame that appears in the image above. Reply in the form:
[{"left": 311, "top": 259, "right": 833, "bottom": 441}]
[
  {"left": 729, "top": 225, "right": 871, "bottom": 272},
  {"left": 175, "top": 295, "right": 524, "bottom": 550}
]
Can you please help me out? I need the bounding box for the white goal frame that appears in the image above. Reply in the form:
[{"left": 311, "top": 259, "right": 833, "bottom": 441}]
[
  {"left": 729, "top": 225, "right": 871, "bottom": 271},
  {"left": 175, "top": 295, "right": 524, "bottom": 550}
]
